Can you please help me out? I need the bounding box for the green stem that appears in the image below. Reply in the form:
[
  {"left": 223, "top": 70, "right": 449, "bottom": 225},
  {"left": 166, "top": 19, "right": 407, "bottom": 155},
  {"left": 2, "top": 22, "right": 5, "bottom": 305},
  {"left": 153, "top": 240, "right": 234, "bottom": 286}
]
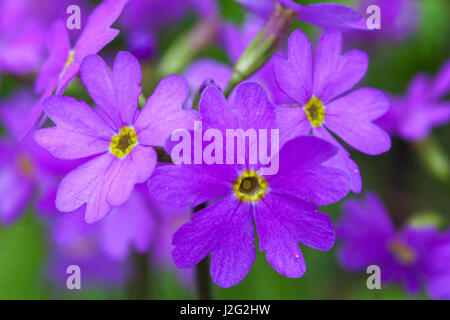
[
  {"left": 192, "top": 203, "right": 212, "bottom": 300},
  {"left": 126, "top": 250, "right": 151, "bottom": 300}
]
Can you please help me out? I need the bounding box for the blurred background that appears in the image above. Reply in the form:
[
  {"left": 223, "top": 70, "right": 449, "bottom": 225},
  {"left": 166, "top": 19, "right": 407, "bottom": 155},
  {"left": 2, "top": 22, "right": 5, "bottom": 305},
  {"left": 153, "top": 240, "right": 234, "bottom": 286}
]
[{"left": 0, "top": 0, "right": 448, "bottom": 299}]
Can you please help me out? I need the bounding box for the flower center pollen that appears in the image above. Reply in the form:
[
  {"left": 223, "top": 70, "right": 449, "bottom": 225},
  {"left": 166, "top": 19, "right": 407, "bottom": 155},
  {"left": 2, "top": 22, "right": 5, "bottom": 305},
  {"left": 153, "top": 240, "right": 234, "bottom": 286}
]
[
  {"left": 233, "top": 170, "right": 268, "bottom": 202},
  {"left": 110, "top": 126, "right": 138, "bottom": 158},
  {"left": 388, "top": 240, "right": 417, "bottom": 266},
  {"left": 65, "top": 49, "right": 75, "bottom": 69},
  {"left": 304, "top": 96, "right": 325, "bottom": 127}
]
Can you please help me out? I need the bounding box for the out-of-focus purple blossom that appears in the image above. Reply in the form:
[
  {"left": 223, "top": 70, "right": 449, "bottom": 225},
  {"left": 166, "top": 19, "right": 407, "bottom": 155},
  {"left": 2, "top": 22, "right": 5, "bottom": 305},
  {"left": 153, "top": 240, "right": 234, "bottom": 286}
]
[
  {"left": 0, "top": 0, "right": 90, "bottom": 75},
  {"left": 0, "top": 0, "right": 45, "bottom": 74},
  {"left": 0, "top": 92, "right": 78, "bottom": 225},
  {"left": 337, "top": 192, "right": 450, "bottom": 299},
  {"left": 348, "top": 0, "right": 419, "bottom": 42},
  {"left": 22, "top": 0, "right": 128, "bottom": 138},
  {"left": 119, "top": 0, "right": 219, "bottom": 60},
  {"left": 34, "top": 52, "right": 198, "bottom": 223},
  {"left": 377, "top": 60, "right": 450, "bottom": 141},
  {"left": 236, "top": 0, "right": 362, "bottom": 30},
  {"left": 48, "top": 207, "right": 127, "bottom": 288},
  {"left": 274, "top": 29, "right": 391, "bottom": 193},
  {"left": 126, "top": 30, "right": 157, "bottom": 61},
  {"left": 149, "top": 82, "right": 351, "bottom": 288},
  {"left": 44, "top": 184, "right": 192, "bottom": 288}
]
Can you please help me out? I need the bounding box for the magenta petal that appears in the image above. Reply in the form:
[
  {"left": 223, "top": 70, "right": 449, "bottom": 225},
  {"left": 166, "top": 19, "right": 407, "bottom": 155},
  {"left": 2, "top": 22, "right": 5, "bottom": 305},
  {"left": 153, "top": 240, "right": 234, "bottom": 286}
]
[
  {"left": 313, "top": 126, "right": 362, "bottom": 193},
  {"left": 41, "top": 95, "right": 114, "bottom": 139},
  {"left": 35, "top": 20, "right": 70, "bottom": 94},
  {"left": 34, "top": 128, "right": 109, "bottom": 160},
  {"left": 274, "top": 30, "right": 312, "bottom": 106},
  {"left": 106, "top": 146, "right": 157, "bottom": 207},
  {"left": 269, "top": 165, "right": 350, "bottom": 206},
  {"left": 255, "top": 193, "right": 334, "bottom": 277},
  {"left": 79, "top": 54, "right": 121, "bottom": 129},
  {"left": 325, "top": 113, "right": 391, "bottom": 156},
  {"left": 56, "top": 153, "right": 116, "bottom": 222},
  {"left": 430, "top": 59, "right": 450, "bottom": 100},
  {"left": 313, "top": 30, "right": 368, "bottom": 103},
  {"left": 112, "top": 51, "right": 142, "bottom": 125},
  {"left": 199, "top": 86, "right": 236, "bottom": 132},
  {"left": 327, "top": 88, "right": 390, "bottom": 121},
  {"left": 134, "top": 75, "right": 197, "bottom": 146},
  {"left": 172, "top": 197, "right": 241, "bottom": 269},
  {"left": 297, "top": 3, "right": 362, "bottom": 29},
  {"left": 148, "top": 164, "right": 235, "bottom": 207},
  {"left": 74, "top": 0, "right": 127, "bottom": 58},
  {"left": 100, "top": 190, "right": 154, "bottom": 260},
  {"left": 233, "top": 82, "right": 276, "bottom": 130},
  {"left": 0, "top": 168, "right": 32, "bottom": 225},
  {"left": 276, "top": 106, "right": 310, "bottom": 146},
  {"left": 210, "top": 202, "right": 255, "bottom": 288},
  {"left": 275, "top": 136, "right": 338, "bottom": 172}
]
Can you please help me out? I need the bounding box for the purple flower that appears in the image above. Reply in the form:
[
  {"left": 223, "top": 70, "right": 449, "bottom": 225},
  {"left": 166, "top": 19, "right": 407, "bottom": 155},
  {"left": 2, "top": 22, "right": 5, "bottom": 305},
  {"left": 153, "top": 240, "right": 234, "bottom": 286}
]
[
  {"left": 0, "top": 0, "right": 46, "bottom": 74},
  {"left": 34, "top": 52, "right": 198, "bottom": 222},
  {"left": 236, "top": 0, "right": 362, "bottom": 29},
  {"left": 336, "top": 192, "right": 450, "bottom": 299},
  {"left": 0, "top": 92, "right": 78, "bottom": 225},
  {"left": 148, "top": 82, "right": 351, "bottom": 288},
  {"left": 377, "top": 60, "right": 450, "bottom": 141},
  {"left": 48, "top": 206, "right": 127, "bottom": 288},
  {"left": 23, "top": 0, "right": 129, "bottom": 136},
  {"left": 274, "top": 29, "right": 391, "bottom": 193}
]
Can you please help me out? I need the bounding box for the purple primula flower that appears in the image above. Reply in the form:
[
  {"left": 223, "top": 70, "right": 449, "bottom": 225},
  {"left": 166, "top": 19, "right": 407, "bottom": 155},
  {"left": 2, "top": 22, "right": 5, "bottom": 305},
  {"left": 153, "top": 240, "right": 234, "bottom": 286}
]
[
  {"left": 149, "top": 82, "right": 351, "bottom": 288},
  {"left": 377, "top": 60, "right": 450, "bottom": 141},
  {"left": 34, "top": 52, "right": 198, "bottom": 223},
  {"left": 274, "top": 29, "right": 391, "bottom": 193},
  {"left": 0, "top": 0, "right": 45, "bottom": 74},
  {"left": 236, "top": 0, "right": 362, "bottom": 29},
  {"left": 48, "top": 206, "right": 127, "bottom": 288},
  {"left": 337, "top": 192, "right": 450, "bottom": 299},
  {"left": 0, "top": 92, "right": 78, "bottom": 225},
  {"left": 23, "top": 0, "right": 128, "bottom": 136}
]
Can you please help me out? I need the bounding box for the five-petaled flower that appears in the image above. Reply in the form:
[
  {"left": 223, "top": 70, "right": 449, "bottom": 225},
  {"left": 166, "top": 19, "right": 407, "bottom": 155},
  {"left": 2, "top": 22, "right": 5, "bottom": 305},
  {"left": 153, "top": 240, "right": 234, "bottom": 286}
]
[
  {"left": 337, "top": 192, "right": 450, "bottom": 299},
  {"left": 274, "top": 29, "right": 391, "bottom": 193},
  {"left": 34, "top": 52, "right": 198, "bottom": 222},
  {"left": 148, "top": 82, "right": 351, "bottom": 288}
]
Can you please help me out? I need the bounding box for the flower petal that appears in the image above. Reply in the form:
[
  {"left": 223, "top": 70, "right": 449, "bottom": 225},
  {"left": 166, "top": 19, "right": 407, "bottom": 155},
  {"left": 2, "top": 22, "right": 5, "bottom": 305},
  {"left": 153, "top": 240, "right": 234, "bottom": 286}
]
[
  {"left": 210, "top": 201, "right": 255, "bottom": 288},
  {"left": 41, "top": 95, "right": 114, "bottom": 139},
  {"left": 172, "top": 197, "right": 242, "bottom": 269},
  {"left": 134, "top": 75, "right": 197, "bottom": 146},
  {"left": 79, "top": 54, "right": 121, "bottom": 129},
  {"left": 297, "top": 3, "right": 362, "bottom": 29},
  {"left": 112, "top": 51, "right": 142, "bottom": 125},
  {"left": 274, "top": 29, "right": 312, "bottom": 106},
  {"left": 34, "top": 127, "right": 109, "bottom": 160},
  {"left": 148, "top": 164, "right": 235, "bottom": 207},
  {"left": 55, "top": 153, "right": 117, "bottom": 222},
  {"left": 313, "top": 126, "right": 362, "bottom": 193},
  {"left": 106, "top": 145, "right": 157, "bottom": 207},
  {"left": 255, "top": 193, "right": 334, "bottom": 277},
  {"left": 313, "top": 30, "right": 368, "bottom": 103}
]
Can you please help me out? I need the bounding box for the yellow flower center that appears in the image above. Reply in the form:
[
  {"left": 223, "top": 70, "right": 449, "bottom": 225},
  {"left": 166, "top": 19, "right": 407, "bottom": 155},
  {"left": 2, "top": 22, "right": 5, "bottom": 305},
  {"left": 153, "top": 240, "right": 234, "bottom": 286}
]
[
  {"left": 17, "top": 156, "right": 34, "bottom": 177},
  {"left": 110, "top": 126, "right": 138, "bottom": 158},
  {"left": 388, "top": 240, "right": 417, "bottom": 266},
  {"left": 304, "top": 96, "right": 325, "bottom": 127},
  {"left": 65, "top": 49, "right": 75, "bottom": 69},
  {"left": 233, "top": 170, "right": 268, "bottom": 202}
]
